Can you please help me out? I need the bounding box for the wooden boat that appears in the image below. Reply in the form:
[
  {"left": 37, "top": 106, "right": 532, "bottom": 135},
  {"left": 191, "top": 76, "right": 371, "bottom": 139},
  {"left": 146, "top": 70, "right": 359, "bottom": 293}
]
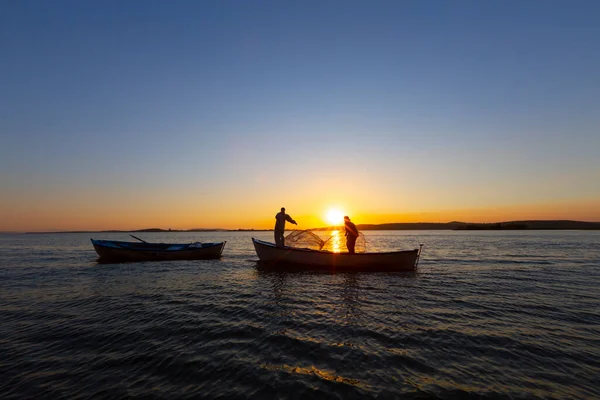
[
  {"left": 252, "top": 238, "right": 422, "bottom": 271},
  {"left": 91, "top": 239, "right": 226, "bottom": 262}
]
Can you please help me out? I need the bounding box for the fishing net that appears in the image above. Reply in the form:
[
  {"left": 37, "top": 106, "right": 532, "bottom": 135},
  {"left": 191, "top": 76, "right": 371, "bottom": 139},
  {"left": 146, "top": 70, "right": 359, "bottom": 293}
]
[
  {"left": 284, "top": 229, "right": 368, "bottom": 253},
  {"left": 284, "top": 229, "right": 324, "bottom": 251}
]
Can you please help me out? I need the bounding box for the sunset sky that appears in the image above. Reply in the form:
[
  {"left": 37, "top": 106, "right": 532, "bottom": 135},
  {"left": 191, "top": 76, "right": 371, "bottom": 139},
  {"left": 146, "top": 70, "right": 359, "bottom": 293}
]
[{"left": 1, "top": 1, "right": 599, "bottom": 231}]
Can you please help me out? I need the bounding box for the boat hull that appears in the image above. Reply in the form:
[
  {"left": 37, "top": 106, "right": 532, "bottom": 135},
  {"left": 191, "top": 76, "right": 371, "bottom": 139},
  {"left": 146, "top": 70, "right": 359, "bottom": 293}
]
[
  {"left": 252, "top": 238, "right": 419, "bottom": 271},
  {"left": 91, "top": 239, "right": 226, "bottom": 262}
]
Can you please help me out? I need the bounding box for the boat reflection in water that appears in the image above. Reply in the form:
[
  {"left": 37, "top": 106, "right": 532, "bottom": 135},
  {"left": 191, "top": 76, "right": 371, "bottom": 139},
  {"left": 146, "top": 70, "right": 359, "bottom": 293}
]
[{"left": 254, "top": 266, "right": 418, "bottom": 328}]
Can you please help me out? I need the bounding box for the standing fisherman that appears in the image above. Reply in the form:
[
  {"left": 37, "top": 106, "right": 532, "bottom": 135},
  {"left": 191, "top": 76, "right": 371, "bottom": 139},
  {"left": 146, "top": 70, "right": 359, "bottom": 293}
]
[
  {"left": 274, "top": 207, "right": 297, "bottom": 248},
  {"left": 344, "top": 216, "right": 359, "bottom": 254}
]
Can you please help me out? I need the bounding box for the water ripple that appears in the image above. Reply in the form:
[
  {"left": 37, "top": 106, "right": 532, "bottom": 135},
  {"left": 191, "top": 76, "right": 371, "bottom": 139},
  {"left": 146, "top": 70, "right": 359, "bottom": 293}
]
[{"left": 1, "top": 231, "right": 599, "bottom": 399}]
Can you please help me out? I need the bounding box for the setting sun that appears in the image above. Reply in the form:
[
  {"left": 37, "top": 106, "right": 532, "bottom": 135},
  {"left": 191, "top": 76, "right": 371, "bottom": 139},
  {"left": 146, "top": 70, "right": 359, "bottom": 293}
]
[{"left": 325, "top": 208, "right": 345, "bottom": 226}]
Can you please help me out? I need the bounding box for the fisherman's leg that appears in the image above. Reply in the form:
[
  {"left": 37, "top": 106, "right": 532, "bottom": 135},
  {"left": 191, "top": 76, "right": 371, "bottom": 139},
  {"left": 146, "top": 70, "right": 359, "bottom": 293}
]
[
  {"left": 275, "top": 229, "right": 283, "bottom": 247},
  {"left": 349, "top": 237, "right": 356, "bottom": 254}
]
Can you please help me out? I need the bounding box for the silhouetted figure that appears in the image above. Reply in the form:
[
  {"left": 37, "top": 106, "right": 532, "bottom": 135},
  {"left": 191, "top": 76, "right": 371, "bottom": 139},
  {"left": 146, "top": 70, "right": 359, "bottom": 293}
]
[
  {"left": 344, "top": 215, "right": 359, "bottom": 254},
  {"left": 274, "top": 207, "right": 297, "bottom": 248}
]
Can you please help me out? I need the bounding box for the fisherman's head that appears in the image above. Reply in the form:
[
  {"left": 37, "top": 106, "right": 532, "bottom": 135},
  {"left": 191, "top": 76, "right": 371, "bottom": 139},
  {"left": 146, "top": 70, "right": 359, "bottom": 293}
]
[
  {"left": 281, "top": 207, "right": 285, "bottom": 212},
  {"left": 344, "top": 215, "right": 350, "bottom": 221}
]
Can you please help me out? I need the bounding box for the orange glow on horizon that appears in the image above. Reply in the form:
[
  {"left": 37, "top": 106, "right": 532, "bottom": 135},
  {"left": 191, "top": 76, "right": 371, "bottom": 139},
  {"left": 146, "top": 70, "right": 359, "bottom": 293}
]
[{"left": 1, "top": 198, "right": 599, "bottom": 232}]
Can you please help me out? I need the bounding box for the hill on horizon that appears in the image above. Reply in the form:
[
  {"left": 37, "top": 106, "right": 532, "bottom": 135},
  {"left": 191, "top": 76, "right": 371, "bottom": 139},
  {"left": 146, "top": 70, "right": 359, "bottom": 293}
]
[
  {"left": 316, "top": 220, "right": 600, "bottom": 231},
  {"left": 355, "top": 220, "right": 600, "bottom": 230}
]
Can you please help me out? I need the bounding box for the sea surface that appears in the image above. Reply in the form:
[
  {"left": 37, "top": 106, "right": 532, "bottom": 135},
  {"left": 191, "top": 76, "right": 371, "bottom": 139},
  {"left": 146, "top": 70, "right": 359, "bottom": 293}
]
[{"left": 1, "top": 230, "right": 599, "bottom": 399}]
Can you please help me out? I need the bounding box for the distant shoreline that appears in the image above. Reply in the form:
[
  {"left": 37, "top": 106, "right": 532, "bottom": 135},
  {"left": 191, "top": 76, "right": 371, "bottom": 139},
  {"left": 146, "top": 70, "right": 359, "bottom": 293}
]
[
  {"left": 18, "top": 220, "right": 600, "bottom": 234},
  {"left": 23, "top": 229, "right": 273, "bottom": 234}
]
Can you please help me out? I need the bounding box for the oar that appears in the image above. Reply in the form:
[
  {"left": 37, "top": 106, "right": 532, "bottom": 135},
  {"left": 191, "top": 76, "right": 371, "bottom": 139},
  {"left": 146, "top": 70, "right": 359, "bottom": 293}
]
[{"left": 130, "top": 234, "right": 147, "bottom": 243}]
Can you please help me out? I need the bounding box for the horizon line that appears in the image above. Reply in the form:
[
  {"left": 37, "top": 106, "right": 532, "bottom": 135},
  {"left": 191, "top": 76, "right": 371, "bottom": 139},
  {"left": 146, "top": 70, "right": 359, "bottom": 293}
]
[{"left": 12, "top": 219, "right": 600, "bottom": 234}]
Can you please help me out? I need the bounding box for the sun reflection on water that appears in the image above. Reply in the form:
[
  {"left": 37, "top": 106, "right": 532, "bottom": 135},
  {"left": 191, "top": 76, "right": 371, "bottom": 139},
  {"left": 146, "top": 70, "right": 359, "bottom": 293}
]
[{"left": 330, "top": 230, "right": 342, "bottom": 253}]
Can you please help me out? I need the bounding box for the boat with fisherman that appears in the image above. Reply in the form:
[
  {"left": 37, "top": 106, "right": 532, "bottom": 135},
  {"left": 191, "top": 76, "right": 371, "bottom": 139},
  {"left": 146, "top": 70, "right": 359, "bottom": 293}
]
[{"left": 252, "top": 230, "right": 422, "bottom": 271}]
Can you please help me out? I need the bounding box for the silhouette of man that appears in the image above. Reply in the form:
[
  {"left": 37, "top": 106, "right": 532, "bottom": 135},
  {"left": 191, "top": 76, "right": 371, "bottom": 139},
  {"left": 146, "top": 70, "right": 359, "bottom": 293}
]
[
  {"left": 344, "top": 216, "right": 359, "bottom": 254},
  {"left": 274, "top": 207, "right": 297, "bottom": 248}
]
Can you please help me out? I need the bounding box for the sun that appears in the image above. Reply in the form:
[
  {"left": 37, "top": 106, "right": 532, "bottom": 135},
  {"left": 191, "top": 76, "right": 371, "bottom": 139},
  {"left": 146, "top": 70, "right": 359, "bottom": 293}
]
[{"left": 325, "top": 208, "right": 345, "bottom": 226}]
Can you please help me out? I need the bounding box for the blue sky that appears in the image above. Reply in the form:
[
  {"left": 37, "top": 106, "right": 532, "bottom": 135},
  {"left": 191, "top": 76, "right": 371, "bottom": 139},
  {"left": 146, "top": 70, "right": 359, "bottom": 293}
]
[{"left": 1, "top": 0, "right": 599, "bottom": 230}]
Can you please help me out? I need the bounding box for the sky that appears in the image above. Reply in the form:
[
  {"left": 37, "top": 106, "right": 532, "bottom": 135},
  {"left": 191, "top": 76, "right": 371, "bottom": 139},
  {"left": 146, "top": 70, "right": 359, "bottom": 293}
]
[{"left": 1, "top": 0, "right": 599, "bottom": 231}]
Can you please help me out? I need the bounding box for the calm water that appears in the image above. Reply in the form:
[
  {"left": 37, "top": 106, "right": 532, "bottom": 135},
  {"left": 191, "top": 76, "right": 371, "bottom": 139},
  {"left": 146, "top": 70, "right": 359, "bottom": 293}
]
[{"left": 1, "top": 230, "right": 599, "bottom": 399}]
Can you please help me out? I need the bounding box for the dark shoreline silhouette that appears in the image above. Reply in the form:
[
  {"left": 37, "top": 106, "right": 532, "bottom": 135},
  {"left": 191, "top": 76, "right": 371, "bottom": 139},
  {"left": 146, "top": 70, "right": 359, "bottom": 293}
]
[
  {"left": 356, "top": 220, "right": 600, "bottom": 231},
  {"left": 20, "top": 220, "right": 600, "bottom": 234}
]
